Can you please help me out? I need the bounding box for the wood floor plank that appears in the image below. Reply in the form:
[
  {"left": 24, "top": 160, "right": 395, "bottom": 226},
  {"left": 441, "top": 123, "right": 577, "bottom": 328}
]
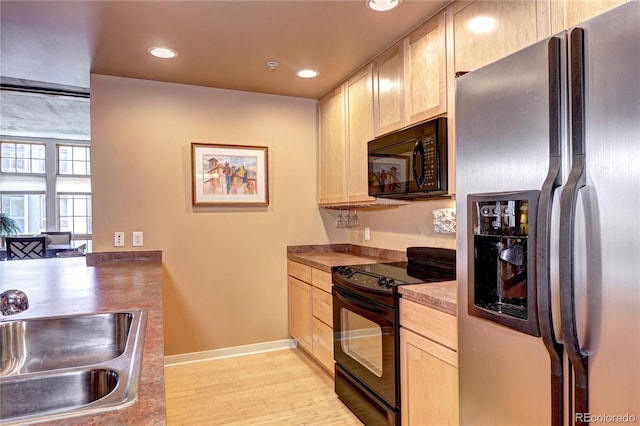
[{"left": 165, "top": 348, "right": 362, "bottom": 425}]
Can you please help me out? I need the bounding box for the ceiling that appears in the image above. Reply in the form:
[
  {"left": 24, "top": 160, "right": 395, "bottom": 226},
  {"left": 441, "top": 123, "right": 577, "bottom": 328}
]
[
  {"left": 1, "top": 0, "right": 450, "bottom": 99},
  {"left": 0, "top": 0, "right": 450, "bottom": 139}
]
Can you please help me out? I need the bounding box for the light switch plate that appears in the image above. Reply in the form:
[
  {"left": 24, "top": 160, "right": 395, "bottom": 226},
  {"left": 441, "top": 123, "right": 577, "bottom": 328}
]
[{"left": 132, "top": 231, "right": 143, "bottom": 247}]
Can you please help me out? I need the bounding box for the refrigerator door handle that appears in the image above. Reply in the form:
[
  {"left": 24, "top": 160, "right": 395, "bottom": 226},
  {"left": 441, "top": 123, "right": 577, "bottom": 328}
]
[
  {"left": 537, "top": 35, "right": 565, "bottom": 426},
  {"left": 560, "top": 27, "right": 589, "bottom": 424}
]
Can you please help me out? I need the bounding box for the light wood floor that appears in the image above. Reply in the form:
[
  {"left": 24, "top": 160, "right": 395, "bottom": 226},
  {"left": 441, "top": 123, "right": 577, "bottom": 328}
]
[{"left": 164, "top": 348, "right": 363, "bottom": 425}]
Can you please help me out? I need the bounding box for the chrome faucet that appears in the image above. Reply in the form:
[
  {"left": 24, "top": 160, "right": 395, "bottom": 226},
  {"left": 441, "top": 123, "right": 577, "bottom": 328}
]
[{"left": 1, "top": 289, "right": 29, "bottom": 317}]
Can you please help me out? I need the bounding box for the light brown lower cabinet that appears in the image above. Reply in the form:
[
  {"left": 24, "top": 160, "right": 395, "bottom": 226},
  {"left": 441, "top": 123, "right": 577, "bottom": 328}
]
[
  {"left": 288, "top": 260, "right": 335, "bottom": 375},
  {"left": 400, "top": 298, "right": 458, "bottom": 426},
  {"left": 288, "top": 276, "right": 312, "bottom": 352},
  {"left": 312, "top": 317, "right": 334, "bottom": 372}
]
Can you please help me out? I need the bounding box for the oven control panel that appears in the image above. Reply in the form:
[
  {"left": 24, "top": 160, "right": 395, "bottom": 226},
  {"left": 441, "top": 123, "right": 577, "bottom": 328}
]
[{"left": 334, "top": 266, "right": 406, "bottom": 290}]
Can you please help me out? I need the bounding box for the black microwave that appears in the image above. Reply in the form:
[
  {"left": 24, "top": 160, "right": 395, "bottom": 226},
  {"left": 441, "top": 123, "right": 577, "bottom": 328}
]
[{"left": 368, "top": 117, "right": 448, "bottom": 199}]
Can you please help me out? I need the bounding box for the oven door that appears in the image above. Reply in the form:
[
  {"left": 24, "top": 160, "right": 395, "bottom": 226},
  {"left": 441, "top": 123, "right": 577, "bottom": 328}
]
[{"left": 332, "top": 285, "right": 397, "bottom": 408}]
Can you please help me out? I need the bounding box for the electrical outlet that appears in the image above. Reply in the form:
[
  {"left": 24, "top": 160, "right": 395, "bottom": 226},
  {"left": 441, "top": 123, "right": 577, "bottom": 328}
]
[
  {"left": 114, "top": 232, "right": 125, "bottom": 247},
  {"left": 364, "top": 227, "right": 371, "bottom": 241},
  {"left": 132, "top": 231, "right": 143, "bottom": 247}
]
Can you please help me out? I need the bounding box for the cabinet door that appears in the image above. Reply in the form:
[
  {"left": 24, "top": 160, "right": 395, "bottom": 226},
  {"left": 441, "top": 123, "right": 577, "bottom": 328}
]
[
  {"left": 288, "top": 276, "right": 312, "bottom": 352},
  {"left": 400, "top": 328, "right": 458, "bottom": 426},
  {"left": 346, "top": 66, "right": 377, "bottom": 203},
  {"left": 406, "top": 12, "right": 447, "bottom": 125},
  {"left": 550, "top": 0, "right": 627, "bottom": 34},
  {"left": 318, "top": 86, "right": 348, "bottom": 205},
  {"left": 373, "top": 43, "right": 405, "bottom": 137},
  {"left": 453, "top": 0, "right": 540, "bottom": 74}
]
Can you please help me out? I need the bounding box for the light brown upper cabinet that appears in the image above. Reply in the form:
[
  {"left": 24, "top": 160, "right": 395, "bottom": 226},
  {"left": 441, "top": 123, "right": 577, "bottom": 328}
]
[
  {"left": 372, "top": 43, "right": 405, "bottom": 137},
  {"left": 452, "top": 1, "right": 542, "bottom": 75},
  {"left": 318, "top": 66, "right": 376, "bottom": 206},
  {"left": 405, "top": 13, "right": 447, "bottom": 127},
  {"left": 549, "top": 0, "right": 627, "bottom": 34},
  {"left": 373, "top": 12, "right": 446, "bottom": 137},
  {"left": 318, "top": 86, "right": 348, "bottom": 205},
  {"left": 346, "top": 66, "right": 376, "bottom": 204}
]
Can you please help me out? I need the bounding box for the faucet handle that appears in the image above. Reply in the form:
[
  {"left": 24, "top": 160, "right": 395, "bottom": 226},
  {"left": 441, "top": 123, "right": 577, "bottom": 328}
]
[{"left": 1, "top": 289, "right": 29, "bottom": 316}]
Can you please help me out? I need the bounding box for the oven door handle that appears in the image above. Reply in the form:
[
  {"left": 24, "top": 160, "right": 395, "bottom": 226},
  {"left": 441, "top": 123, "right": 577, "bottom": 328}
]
[{"left": 334, "top": 287, "right": 388, "bottom": 315}]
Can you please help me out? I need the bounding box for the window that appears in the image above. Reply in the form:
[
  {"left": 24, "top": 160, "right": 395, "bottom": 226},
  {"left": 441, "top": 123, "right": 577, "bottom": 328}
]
[
  {"left": 59, "top": 194, "right": 92, "bottom": 235},
  {"left": 1, "top": 138, "right": 92, "bottom": 249},
  {"left": 58, "top": 145, "right": 90, "bottom": 176},
  {"left": 1, "top": 193, "right": 46, "bottom": 234},
  {"left": 1, "top": 142, "right": 46, "bottom": 174}
]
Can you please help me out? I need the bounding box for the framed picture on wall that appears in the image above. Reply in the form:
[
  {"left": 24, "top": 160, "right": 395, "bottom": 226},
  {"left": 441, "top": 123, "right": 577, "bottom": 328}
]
[{"left": 191, "top": 143, "right": 269, "bottom": 206}]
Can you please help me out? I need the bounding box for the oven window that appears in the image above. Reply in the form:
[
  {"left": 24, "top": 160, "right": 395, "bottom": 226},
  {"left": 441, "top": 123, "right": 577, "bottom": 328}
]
[{"left": 340, "top": 308, "right": 383, "bottom": 377}]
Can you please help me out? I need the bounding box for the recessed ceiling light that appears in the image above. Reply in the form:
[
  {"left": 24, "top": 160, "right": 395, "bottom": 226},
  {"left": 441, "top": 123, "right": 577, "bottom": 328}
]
[
  {"left": 296, "top": 69, "right": 319, "bottom": 79},
  {"left": 365, "top": 0, "right": 401, "bottom": 12},
  {"left": 148, "top": 47, "right": 178, "bottom": 59}
]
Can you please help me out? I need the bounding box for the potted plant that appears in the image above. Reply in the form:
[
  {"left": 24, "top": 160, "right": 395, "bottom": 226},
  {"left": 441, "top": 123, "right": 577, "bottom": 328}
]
[{"left": 0, "top": 212, "right": 21, "bottom": 237}]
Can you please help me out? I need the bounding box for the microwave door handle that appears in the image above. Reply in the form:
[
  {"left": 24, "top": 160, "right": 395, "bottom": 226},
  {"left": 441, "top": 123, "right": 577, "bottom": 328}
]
[
  {"left": 536, "top": 35, "right": 564, "bottom": 426},
  {"left": 412, "top": 139, "right": 426, "bottom": 188}
]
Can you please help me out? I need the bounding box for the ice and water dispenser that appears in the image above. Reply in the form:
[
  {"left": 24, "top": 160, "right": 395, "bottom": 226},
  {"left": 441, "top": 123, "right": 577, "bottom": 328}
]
[{"left": 468, "top": 191, "right": 541, "bottom": 336}]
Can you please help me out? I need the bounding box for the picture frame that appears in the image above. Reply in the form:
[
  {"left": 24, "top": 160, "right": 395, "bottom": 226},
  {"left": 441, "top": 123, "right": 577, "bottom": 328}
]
[{"left": 191, "top": 143, "right": 269, "bottom": 206}]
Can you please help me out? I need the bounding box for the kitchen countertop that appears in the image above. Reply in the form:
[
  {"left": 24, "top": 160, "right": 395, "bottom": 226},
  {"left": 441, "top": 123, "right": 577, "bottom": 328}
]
[
  {"left": 0, "top": 256, "right": 166, "bottom": 425},
  {"left": 287, "top": 244, "right": 406, "bottom": 272},
  {"left": 287, "top": 244, "right": 457, "bottom": 314},
  {"left": 398, "top": 281, "right": 457, "bottom": 316}
]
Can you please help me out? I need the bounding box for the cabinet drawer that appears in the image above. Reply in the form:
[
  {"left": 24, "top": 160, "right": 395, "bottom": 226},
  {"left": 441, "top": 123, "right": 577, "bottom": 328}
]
[
  {"left": 312, "top": 317, "right": 335, "bottom": 374},
  {"left": 311, "top": 268, "right": 332, "bottom": 293},
  {"left": 400, "top": 298, "right": 457, "bottom": 351},
  {"left": 312, "top": 287, "right": 333, "bottom": 327},
  {"left": 288, "top": 260, "right": 311, "bottom": 283}
]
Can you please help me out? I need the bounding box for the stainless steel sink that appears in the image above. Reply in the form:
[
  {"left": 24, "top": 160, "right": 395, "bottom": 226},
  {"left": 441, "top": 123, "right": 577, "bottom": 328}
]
[
  {"left": 1, "top": 312, "right": 133, "bottom": 377},
  {"left": 0, "top": 309, "right": 147, "bottom": 425},
  {"left": 0, "top": 369, "right": 119, "bottom": 419}
]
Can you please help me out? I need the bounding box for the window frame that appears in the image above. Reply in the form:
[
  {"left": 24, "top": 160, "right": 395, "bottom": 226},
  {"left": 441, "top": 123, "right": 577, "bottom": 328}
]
[
  {"left": 0, "top": 141, "right": 47, "bottom": 175},
  {"left": 1, "top": 137, "right": 92, "bottom": 245},
  {"left": 57, "top": 144, "right": 91, "bottom": 177},
  {"left": 0, "top": 191, "right": 47, "bottom": 235},
  {"left": 57, "top": 192, "right": 92, "bottom": 237}
]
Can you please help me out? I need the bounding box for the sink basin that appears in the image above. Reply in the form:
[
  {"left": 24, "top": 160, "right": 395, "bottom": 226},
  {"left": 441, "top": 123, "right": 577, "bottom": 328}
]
[
  {"left": 1, "top": 312, "right": 133, "bottom": 377},
  {"left": 0, "top": 369, "right": 118, "bottom": 420},
  {"left": 0, "top": 309, "right": 147, "bottom": 425}
]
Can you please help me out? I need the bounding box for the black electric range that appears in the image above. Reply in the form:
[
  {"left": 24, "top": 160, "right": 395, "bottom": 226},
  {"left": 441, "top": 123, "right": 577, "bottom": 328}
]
[
  {"left": 331, "top": 247, "right": 456, "bottom": 426},
  {"left": 332, "top": 247, "right": 456, "bottom": 304}
]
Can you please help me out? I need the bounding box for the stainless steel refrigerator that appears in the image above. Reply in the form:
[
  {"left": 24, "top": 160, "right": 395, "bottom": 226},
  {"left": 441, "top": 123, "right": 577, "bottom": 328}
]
[{"left": 455, "top": 2, "right": 639, "bottom": 425}]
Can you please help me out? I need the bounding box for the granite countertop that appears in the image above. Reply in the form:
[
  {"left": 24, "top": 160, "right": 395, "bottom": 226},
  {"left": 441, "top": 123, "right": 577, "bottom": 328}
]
[
  {"left": 287, "top": 244, "right": 457, "bottom": 314},
  {"left": 398, "top": 281, "right": 457, "bottom": 316},
  {"left": 287, "top": 243, "right": 406, "bottom": 272},
  {"left": 0, "top": 256, "right": 166, "bottom": 425}
]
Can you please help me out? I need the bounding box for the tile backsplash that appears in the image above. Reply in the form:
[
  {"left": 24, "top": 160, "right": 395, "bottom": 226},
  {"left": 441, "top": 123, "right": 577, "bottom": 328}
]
[{"left": 432, "top": 208, "right": 456, "bottom": 234}]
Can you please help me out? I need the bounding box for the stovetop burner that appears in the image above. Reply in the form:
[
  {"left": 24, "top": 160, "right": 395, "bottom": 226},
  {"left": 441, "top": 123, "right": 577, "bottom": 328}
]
[{"left": 333, "top": 247, "right": 456, "bottom": 296}]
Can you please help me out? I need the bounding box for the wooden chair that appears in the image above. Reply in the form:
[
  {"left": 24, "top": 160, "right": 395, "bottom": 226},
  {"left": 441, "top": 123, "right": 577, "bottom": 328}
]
[
  {"left": 5, "top": 236, "right": 47, "bottom": 260},
  {"left": 41, "top": 231, "right": 72, "bottom": 245}
]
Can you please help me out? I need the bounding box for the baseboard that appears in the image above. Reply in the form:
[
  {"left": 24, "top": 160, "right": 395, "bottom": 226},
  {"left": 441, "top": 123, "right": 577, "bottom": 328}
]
[{"left": 164, "top": 339, "right": 297, "bottom": 367}]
